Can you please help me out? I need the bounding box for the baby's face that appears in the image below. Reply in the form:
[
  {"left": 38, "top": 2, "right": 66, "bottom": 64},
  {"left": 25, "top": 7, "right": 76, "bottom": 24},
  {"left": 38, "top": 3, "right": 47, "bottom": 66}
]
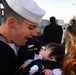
[{"left": 39, "top": 46, "right": 52, "bottom": 60}]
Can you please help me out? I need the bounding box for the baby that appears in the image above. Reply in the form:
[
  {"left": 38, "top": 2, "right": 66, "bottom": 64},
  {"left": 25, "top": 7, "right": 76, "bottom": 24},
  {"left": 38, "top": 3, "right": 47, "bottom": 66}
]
[{"left": 19, "top": 43, "right": 65, "bottom": 75}]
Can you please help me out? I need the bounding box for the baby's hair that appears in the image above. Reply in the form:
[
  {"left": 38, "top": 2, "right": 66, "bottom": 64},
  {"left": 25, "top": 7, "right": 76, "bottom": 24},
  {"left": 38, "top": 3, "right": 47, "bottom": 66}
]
[{"left": 45, "top": 43, "right": 65, "bottom": 65}]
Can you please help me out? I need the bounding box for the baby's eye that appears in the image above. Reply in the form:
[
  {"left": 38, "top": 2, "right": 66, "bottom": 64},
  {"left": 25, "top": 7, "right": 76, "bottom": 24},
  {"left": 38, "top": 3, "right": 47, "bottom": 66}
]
[{"left": 29, "top": 27, "right": 34, "bottom": 30}]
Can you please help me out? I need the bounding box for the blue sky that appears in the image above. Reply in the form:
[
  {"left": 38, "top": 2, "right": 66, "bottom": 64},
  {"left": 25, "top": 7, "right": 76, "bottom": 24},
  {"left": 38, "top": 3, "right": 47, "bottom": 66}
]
[{"left": 34, "top": 0, "right": 76, "bottom": 23}]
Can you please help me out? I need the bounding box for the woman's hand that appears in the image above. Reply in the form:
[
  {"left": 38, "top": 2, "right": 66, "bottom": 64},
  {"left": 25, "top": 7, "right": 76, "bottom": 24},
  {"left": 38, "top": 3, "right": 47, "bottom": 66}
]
[{"left": 42, "top": 69, "right": 55, "bottom": 75}]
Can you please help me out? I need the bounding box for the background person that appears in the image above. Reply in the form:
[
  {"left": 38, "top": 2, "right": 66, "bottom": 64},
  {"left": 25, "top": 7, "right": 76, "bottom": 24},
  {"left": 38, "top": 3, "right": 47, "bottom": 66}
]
[{"left": 42, "top": 16, "right": 63, "bottom": 44}]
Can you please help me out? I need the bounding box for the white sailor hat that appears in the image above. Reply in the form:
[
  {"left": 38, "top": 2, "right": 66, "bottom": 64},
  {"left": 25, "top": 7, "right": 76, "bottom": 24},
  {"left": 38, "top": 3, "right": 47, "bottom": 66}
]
[{"left": 6, "top": 0, "right": 46, "bottom": 24}]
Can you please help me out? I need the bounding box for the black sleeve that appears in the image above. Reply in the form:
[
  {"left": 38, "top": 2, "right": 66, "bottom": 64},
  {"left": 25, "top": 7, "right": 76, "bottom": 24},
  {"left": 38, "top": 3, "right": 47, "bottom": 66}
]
[{"left": 17, "top": 59, "right": 44, "bottom": 75}]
